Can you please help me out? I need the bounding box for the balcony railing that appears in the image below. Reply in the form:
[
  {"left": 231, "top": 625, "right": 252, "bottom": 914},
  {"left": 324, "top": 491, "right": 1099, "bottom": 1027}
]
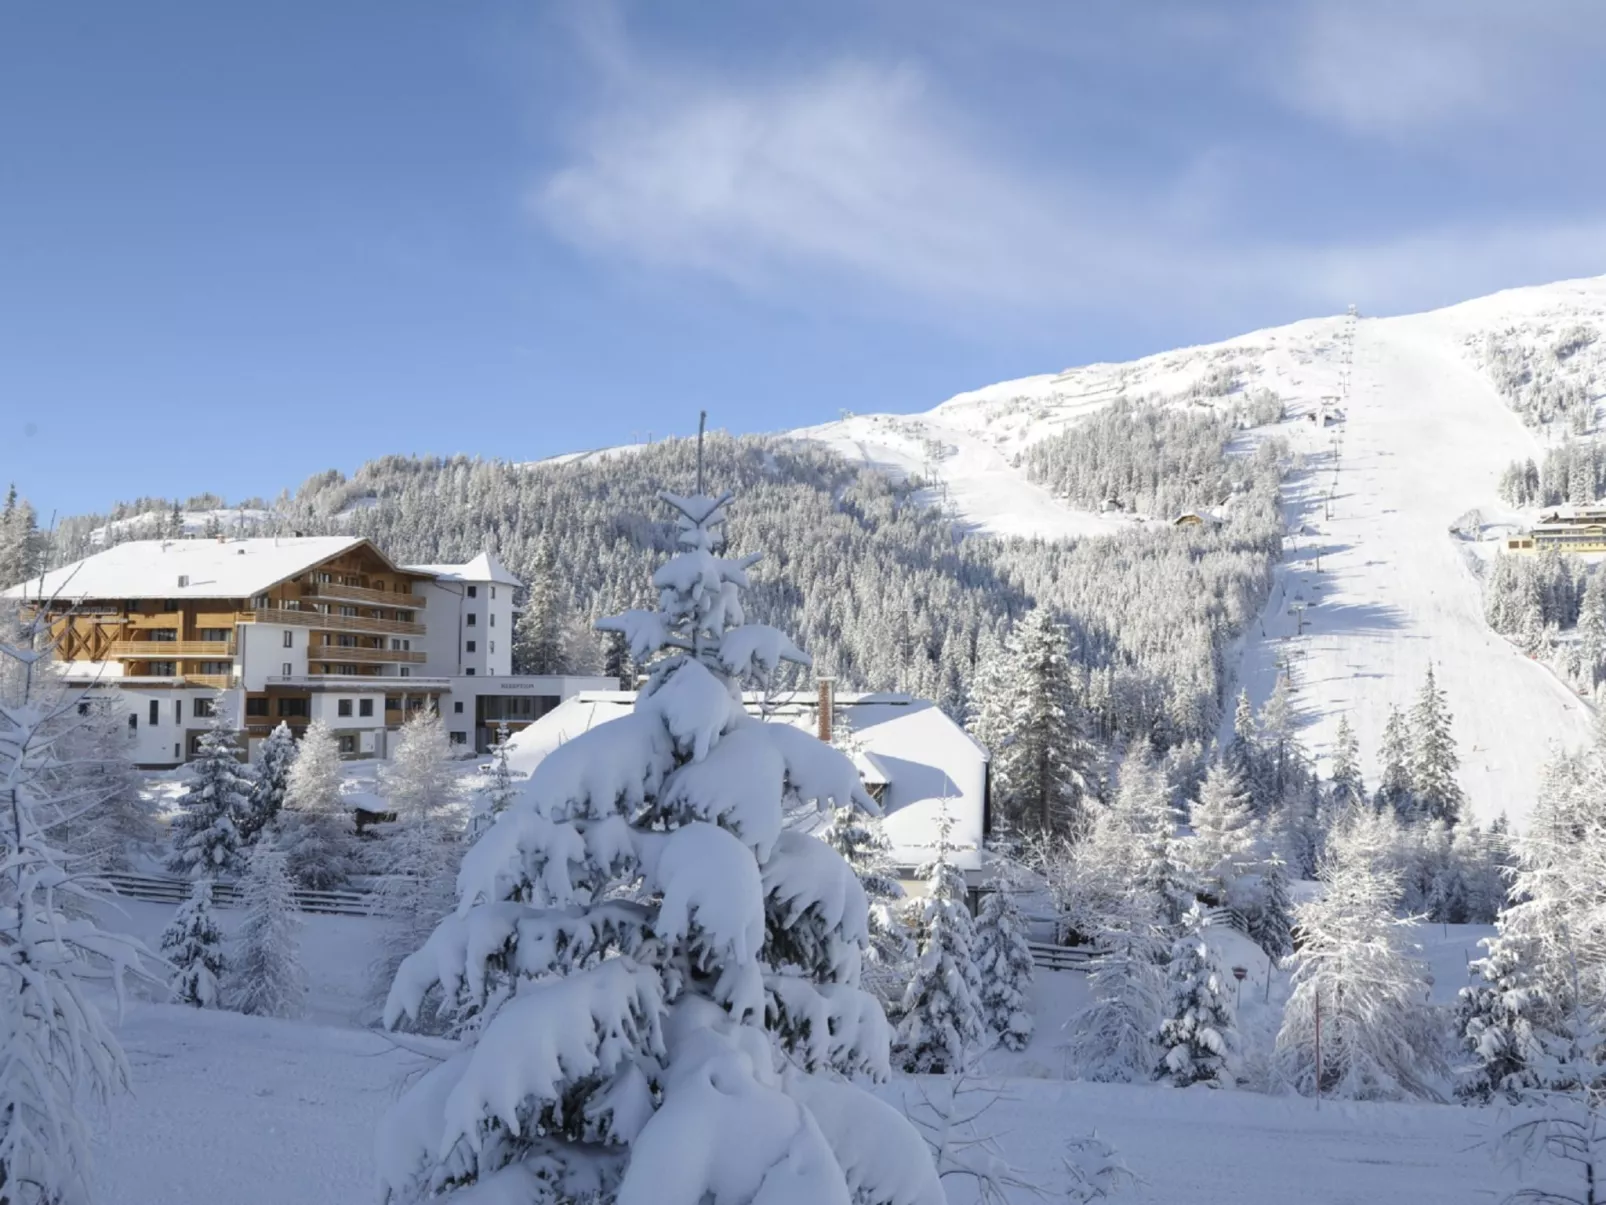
[
  {"left": 303, "top": 645, "right": 427, "bottom": 665},
  {"left": 300, "top": 581, "right": 424, "bottom": 609},
  {"left": 108, "top": 640, "right": 234, "bottom": 658},
  {"left": 267, "top": 674, "right": 450, "bottom": 689},
  {"left": 240, "top": 608, "right": 426, "bottom": 637},
  {"left": 184, "top": 674, "right": 232, "bottom": 689}
]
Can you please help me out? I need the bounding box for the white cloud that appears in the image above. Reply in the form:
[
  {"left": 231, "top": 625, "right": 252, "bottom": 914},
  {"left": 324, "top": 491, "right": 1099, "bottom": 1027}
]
[
  {"left": 530, "top": 36, "right": 1606, "bottom": 328},
  {"left": 1267, "top": 1, "right": 1606, "bottom": 139}
]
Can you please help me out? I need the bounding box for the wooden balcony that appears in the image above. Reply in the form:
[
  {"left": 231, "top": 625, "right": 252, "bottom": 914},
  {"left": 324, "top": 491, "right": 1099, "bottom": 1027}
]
[
  {"left": 303, "top": 645, "right": 427, "bottom": 665},
  {"left": 184, "top": 674, "right": 232, "bottom": 689},
  {"left": 300, "top": 581, "right": 424, "bottom": 609},
  {"left": 108, "top": 640, "right": 234, "bottom": 659},
  {"left": 240, "top": 608, "right": 426, "bottom": 637}
]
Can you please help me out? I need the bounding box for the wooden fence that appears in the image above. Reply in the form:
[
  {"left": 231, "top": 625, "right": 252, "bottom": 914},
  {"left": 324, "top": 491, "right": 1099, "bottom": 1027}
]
[
  {"left": 102, "top": 872, "right": 372, "bottom": 917},
  {"left": 1025, "top": 941, "right": 1096, "bottom": 973}
]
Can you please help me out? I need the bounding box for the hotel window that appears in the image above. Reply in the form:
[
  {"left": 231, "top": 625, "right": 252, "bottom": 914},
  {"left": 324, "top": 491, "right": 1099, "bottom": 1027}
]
[
  {"left": 338, "top": 735, "right": 357, "bottom": 754},
  {"left": 338, "top": 699, "right": 353, "bottom": 717},
  {"left": 281, "top": 662, "right": 292, "bottom": 676},
  {"left": 164, "top": 599, "right": 181, "bottom": 612},
  {"left": 150, "top": 628, "right": 176, "bottom": 642},
  {"left": 245, "top": 697, "right": 269, "bottom": 717},
  {"left": 449, "top": 731, "right": 467, "bottom": 746},
  {"left": 467, "top": 586, "right": 477, "bottom": 599},
  {"left": 489, "top": 641, "right": 494, "bottom": 654},
  {"left": 277, "top": 698, "right": 309, "bottom": 718},
  {"left": 339, "top": 605, "right": 358, "bottom": 617},
  {"left": 148, "top": 661, "right": 175, "bottom": 676},
  {"left": 465, "top": 667, "right": 476, "bottom": 676},
  {"left": 466, "top": 613, "right": 477, "bottom": 627},
  {"left": 195, "top": 696, "right": 216, "bottom": 718},
  {"left": 198, "top": 628, "right": 229, "bottom": 642},
  {"left": 454, "top": 701, "right": 464, "bottom": 713},
  {"left": 282, "top": 630, "right": 294, "bottom": 647},
  {"left": 490, "top": 587, "right": 496, "bottom": 599},
  {"left": 199, "top": 661, "right": 229, "bottom": 674},
  {"left": 359, "top": 699, "right": 374, "bottom": 717},
  {"left": 400, "top": 667, "right": 411, "bottom": 677},
  {"left": 173, "top": 700, "right": 181, "bottom": 724},
  {"left": 466, "top": 640, "right": 476, "bottom": 653},
  {"left": 128, "top": 713, "right": 138, "bottom": 730},
  {"left": 149, "top": 700, "right": 160, "bottom": 726},
  {"left": 489, "top": 612, "right": 496, "bottom": 628}
]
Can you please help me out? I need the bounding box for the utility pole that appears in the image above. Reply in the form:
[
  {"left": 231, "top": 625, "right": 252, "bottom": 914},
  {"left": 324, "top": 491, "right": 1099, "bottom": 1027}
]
[{"left": 696, "top": 410, "right": 708, "bottom": 494}]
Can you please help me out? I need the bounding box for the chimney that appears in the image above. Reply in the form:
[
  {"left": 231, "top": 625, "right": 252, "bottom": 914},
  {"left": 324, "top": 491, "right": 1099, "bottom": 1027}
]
[{"left": 816, "top": 676, "right": 835, "bottom": 745}]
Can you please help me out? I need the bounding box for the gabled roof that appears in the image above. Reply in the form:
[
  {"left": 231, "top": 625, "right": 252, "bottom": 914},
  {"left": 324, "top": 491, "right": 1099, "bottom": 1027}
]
[
  {"left": 2, "top": 536, "right": 383, "bottom": 602},
  {"left": 502, "top": 689, "right": 989, "bottom": 872},
  {"left": 402, "top": 551, "right": 523, "bottom": 588}
]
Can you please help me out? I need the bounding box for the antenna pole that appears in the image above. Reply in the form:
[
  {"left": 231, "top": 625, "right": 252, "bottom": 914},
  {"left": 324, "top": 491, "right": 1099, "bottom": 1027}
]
[{"left": 697, "top": 410, "right": 708, "bottom": 494}]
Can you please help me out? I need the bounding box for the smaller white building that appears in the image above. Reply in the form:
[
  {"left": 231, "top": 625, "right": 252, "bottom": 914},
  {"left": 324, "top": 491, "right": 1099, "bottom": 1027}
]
[{"left": 503, "top": 686, "right": 992, "bottom": 888}]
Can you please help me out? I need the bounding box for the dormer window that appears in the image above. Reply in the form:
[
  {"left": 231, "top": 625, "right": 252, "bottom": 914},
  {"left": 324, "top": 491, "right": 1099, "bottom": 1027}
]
[{"left": 176, "top": 575, "right": 189, "bottom": 588}]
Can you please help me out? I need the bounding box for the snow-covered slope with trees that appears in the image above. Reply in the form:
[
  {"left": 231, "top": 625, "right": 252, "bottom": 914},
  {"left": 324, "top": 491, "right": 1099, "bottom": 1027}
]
[{"left": 795, "top": 276, "right": 1606, "bottom": 827}]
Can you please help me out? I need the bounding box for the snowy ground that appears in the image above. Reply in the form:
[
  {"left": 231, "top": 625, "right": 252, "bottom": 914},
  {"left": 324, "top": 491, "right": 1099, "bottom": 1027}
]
[{"left": 88, "top": 898, "right": 1517, "bottom": 1205}]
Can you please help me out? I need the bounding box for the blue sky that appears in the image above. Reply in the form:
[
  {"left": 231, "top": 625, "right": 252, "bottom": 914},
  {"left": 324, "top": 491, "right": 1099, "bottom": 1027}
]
[{"left": 3, "top": 1, "right": 1604, "bottom": 520}]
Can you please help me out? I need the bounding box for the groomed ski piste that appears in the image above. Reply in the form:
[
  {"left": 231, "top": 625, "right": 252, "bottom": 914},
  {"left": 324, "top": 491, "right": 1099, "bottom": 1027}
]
[{"left": 797, "top": 275, "right": 1606, "bottom": 828}]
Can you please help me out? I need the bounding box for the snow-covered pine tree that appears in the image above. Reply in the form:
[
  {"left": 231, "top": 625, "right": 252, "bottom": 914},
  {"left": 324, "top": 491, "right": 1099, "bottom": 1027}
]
[
  {"left": 972, "top": 858, "right": 1035, "bottom": 1052},
  {"left": 1064, "top": 879, "right": 1167, "bottom": 1083},
  {"left": 1409, "top": 664, "right": 1465, "bottom": 825},
  {"left": 1223, "top": 688, "right": 1258, "bottom": 793},
  {"left": 1237, "top": 850, "right": 1294, "bottom": 961},
  {"left": 896, "top": 807, "right": 986, "bottom": 1073},
  {"left": 1580, "top": 569, "right": 1606, "bottom": 689},
  {"left": 1276, "top": 848, "right": 1442, "bottom": 1101},
  {"left": 279, "top": 718, "right": 357, "bottom": 890},
  {"left": 1255, "top": 673, "right": 1297, "bottom": 814},
  {"left": 1185, "top": 760, "right": 1255, "bottom": 902},
  {"left": 984, "top": 607, "right": 1100, "bottom": 839},
  {"left": 227, "top": 833, "right": 305, "bottom": 1019},
  {"left": 1458, "top": 749, "right": 1606, "bottom": 1101},
  {"left": 370, "top": 710, "right": 462, "bottom": 1030},
  {"left": 469, "top": 722, "right": 518, "bottom": 842},
  {"left": 376, "top": 488, "right": 943, "bottom": 1205},
  {"left": 160, "top": 878, "right": 226, "bottom": 1008},
  {"left": 0, "top": 621, "right": 155, "bottom": 1202},
  {"left": 58, "top": 692, "right": 153, "bottom": 872},
  {"left": 512, "top": 535, "right": 568, "bottom": 676},
  {"left": 1375, "top": 704, "right": 1415, "bottom": 818},
  {"left": 822, "top": 803, "right": 913, "bottom": 1016},
  {"left": 239, "top": 720, "right": 296, "bottom": 847},
  {"left": 1328, "top": 714, "right": 1365, "bottom": 812},
  {"left": 1157, "top": 904, "right": 1239, "bottom": 1087},
  {"left": 165, "top": 696, "right": 253, "bottom": 879},
  {"left": 0, "top": 485, "right": 42, "bottom": 588}
]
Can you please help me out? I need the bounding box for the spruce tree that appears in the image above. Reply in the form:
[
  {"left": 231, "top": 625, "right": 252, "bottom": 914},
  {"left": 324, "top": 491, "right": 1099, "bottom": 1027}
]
[
  {"left": 1158, "top": 905, "right": 1239, "bottom": 1087},
  {"left": 896, "top": 808, "right": 986, "bottom": 1073},
  {"left": 1240, "top": 852, "right": 1294, "bottom": 961},
  {"left": 228, "top": 834, "right": 305, "bottom": 1019},
  {"left": 0, "top": 485, "right": 41, "bottom": 588},
  {"left": 823, "top": 804, "right": 914, "bottom": 1016},
  {"left": 987, "top": 607, "right": 1099, "bottom": 839},
  {"left": 166, "top": 699, "right": 253, "bottom": 879},
  {"left": 239, "top": 721, "right": 295, "bottom": 848},
  {"left": 1186, "top": 760, "right": 1255, "bottom": 901},
  {"left": 370, "top": 711, "right": 461, "bottom": 1030},
  {"left": 279, "top": 718, "right": 357, "bottom": 890},
  {"left": 1223, "top": 688, "right": 1258, "bottom": 791},
  {"left": 1374, "top": 704, "right": 1415, "bottom": 818},
  {"left": 1580, "top": 569, "right": 1606, "bottom": 688},
  {"left": 161, "top": 879, "right": 226, "bottom": 1008},
  {"left": 972, "top": 859, "right": 1035, "bottom": 1052},
  {"left": 1328, "top": 715, "right": 1365, "bottom": 811},
  {"left": 375, "top": 488, "right": 943, "bottom": 1204},
  {"left": 512, "top": 535, "right": 568, "bottom": 675},
  {"left": 1408, "top": 665, "right": 1464, "bottom": 825},
  {"left": 1255, "top": 673, "right": 1297, "bottom": 812}
]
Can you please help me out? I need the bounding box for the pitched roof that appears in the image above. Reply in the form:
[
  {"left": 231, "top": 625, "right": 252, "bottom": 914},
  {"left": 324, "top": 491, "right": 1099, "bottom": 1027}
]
[
  {"left": 503, "top": 689, "right": 989, "bottom": 872},
  {"left": 402, "top": 551, "right": 523, "bottom": 588},
  {"left": 3, "top": 536, "right": 373, "bottom": 602}
]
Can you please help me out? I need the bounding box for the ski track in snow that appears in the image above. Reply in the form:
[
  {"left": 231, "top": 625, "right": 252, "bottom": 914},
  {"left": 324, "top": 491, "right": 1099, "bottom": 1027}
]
[
  {"left": 795, "top": 277, "right": 1606, "bottom": 829},
  {"left": 1230, "top": 310, "right": 1595, "bottom": 826}
]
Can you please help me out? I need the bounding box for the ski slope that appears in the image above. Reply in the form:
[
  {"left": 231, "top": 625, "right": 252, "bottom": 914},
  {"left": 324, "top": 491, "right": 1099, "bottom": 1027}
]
[{"left": 793, "top": 275, "right": 1606, "bottom": 828}]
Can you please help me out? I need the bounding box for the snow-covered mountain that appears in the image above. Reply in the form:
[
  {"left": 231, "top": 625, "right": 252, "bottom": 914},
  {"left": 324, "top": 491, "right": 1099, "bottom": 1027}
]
[{"left": 795, "top": 275, "right": 1606, "bottom": 829}]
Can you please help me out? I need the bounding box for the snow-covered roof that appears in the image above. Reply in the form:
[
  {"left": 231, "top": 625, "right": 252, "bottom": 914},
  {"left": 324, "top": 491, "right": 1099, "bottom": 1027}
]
[
  {"left": 402, "top": 551, "right": 522, "bottom": 588},
  {"left": 503, "top": 689, "right": 989, "bottom": 874},
  {"left": 2, "top": 536, "right": 380, "bottom": 602}
]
